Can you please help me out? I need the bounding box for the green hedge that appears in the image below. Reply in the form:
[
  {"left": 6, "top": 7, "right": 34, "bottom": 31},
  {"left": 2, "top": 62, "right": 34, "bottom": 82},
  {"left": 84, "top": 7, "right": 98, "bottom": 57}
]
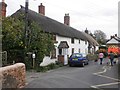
[
  {"left": 86, "top": 54, "right": 98, "bottom": 61},
  {"left": 36, "top": 62, "right": 63, "bottom": 72}
]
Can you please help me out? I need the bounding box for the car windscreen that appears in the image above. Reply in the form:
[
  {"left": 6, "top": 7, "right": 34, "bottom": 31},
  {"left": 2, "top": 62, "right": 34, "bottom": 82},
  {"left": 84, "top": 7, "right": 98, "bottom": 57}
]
[{"left": 71, "top": 53, "right": 82, "bottom": 58}]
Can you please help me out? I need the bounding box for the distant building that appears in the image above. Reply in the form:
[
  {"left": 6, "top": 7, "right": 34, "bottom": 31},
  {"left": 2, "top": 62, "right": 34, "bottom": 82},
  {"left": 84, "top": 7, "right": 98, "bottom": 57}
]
[{"left": 106, "top": 34, "right": 120, "bottom": 56}]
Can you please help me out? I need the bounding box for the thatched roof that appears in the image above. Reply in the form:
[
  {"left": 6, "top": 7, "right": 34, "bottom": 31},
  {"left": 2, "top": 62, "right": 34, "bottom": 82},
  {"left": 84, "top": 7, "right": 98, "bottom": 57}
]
[{"left": 12, "top": 7, "right": 99, "bottom": 46}]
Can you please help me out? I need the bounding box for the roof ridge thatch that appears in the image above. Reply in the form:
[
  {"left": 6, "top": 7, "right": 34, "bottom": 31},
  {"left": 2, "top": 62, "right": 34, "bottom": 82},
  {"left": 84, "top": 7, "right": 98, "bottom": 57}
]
[{"left": 12, "top": 6, "right": 99, "bottom": 46}]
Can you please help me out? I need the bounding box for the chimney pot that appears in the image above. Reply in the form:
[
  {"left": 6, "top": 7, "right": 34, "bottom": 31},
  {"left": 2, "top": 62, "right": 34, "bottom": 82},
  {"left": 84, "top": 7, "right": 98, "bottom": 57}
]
[
  {"left": 115, "top": 34, "right": 117, "bottom": 37},
  {"left": 85, "top": 28, "right": 88, "bottom": 34},
  {"left": 111, "top": 36, "right": 114, "bottom": 39}
]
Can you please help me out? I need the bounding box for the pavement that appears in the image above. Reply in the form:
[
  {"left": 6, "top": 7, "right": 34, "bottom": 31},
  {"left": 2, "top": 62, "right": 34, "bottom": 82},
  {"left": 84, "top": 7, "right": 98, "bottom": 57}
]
[{"left": 25, "top": 67, "right": 65, "bottom": 85}]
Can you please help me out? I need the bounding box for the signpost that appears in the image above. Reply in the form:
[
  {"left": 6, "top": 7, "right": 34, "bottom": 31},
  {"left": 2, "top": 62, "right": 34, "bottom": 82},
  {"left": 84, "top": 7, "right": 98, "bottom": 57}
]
[{"left": 32, "top": 53, "right": 35, "bottom": 69}]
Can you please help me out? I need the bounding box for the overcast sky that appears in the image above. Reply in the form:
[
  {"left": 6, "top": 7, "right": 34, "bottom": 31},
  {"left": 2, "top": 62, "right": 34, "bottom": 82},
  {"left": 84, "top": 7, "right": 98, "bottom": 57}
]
[{"left": 5, "top": 0, "right": 120, "bottom": 39}]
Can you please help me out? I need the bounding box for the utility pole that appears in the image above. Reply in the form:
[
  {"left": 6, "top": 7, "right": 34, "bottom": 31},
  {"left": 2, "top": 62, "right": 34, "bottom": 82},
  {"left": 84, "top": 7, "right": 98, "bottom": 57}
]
[
  {"left": 24, "top": 0, "right": 37, "bottom": 69},
  {"left": 24, "top": 0, "right": 29, "bottom": 51},
  {"left": 24, "top": 0, "right": 29, "bottom": 62}
]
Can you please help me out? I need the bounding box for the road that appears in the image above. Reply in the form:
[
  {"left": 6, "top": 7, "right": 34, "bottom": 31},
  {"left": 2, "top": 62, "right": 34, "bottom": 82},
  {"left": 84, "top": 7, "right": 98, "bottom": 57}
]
[{"left": 24, "top": 59, "right": 120, "bottom": 89}]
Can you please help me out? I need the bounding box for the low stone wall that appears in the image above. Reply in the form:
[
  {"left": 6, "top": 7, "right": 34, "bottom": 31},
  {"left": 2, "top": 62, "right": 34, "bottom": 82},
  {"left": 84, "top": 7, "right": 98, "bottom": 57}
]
[{"left": 0, "top": 63, "right": 26, "bottom": 89}]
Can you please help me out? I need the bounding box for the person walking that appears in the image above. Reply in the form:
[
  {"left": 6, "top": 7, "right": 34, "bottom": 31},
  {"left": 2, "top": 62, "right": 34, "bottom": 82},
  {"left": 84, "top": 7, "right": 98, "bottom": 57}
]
[
  {"left": 99, "top": 52, "right": 104, "bottom": 65},
  {"left": 109, "top": 51, "right": 114, "bottom": 66}
]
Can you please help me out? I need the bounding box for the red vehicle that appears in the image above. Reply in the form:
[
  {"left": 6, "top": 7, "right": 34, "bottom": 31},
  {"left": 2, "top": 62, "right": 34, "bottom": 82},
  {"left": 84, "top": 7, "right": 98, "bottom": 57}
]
[{"left": 108, "top": 46, "right": 120, "bottom": 57}]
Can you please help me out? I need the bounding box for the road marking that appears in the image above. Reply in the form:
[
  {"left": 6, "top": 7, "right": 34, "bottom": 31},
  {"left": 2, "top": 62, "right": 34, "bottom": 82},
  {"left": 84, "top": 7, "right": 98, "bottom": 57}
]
[
  {"left": 91, "top": 82, "right": 120, "bottom": 88},
  {"left": 91, "top": 86, "right": 104, "bottom": 90},
  {"left": 91, "top": 65, "right": 120, "bottom": 89},
  {"left": 93, "top": 66, "right": 107, "bottom": 75},
  {"left": 94, "top": 74, "right": 120, "bottom": 81},
  {"left": 93, "top": 69, "right": 106, "bottom": 75},
  {"left": 76, "top": 68, "right": 84, "bottom": 69},
  {"left": 93, "top": 65, "right": 120, "bottom": 82}
]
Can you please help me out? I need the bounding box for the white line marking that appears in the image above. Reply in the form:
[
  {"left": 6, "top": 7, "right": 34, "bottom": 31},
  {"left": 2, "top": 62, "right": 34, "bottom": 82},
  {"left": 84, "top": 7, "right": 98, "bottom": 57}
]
[
  {"left": 93, "top": 66, "right": 107, "bottom": 75},
  {"left": 91, "top": 86, "right": 104, "bottom": 90},
  {"left": 91, "top": 65, "right": 120, "bottom": 89},
  {"left": 93, "top": 66, "right": 120, "bottom": 81},
  {"left": 91, "top": 82, "right": 120, "bottom": 87},
  {"left": 94, "top": 74, "right": 120, "bottom": 81},
  {"left": 93, "top": 69, "right": 106, "bottom": 75},
  {"left": 76, "top": 68, "right": 84, "bottom": 69}
]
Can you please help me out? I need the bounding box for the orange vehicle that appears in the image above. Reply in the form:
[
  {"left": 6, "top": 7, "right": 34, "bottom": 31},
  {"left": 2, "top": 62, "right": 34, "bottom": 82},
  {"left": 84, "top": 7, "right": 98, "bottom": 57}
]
[
  {"left": 106, "top": 35, "right": 120, "bottom": 57},
  {"left": 107, "top": 45, "right": 120, "bottom": 57}
]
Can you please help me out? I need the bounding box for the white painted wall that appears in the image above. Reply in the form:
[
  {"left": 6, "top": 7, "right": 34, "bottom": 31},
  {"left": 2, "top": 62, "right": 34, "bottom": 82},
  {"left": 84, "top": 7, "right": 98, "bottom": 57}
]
[
  {"left": 41, "top": 35, "right": 98, "bottom": 66},
  {"left": 54, "top": 35, "right": 89, "bottom": 57},
  {"left": 89, "top": 45, "right": 99, "bottom": 54}
]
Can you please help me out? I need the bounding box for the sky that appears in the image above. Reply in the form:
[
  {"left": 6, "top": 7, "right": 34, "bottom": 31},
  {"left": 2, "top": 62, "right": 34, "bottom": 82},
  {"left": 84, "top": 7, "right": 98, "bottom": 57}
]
[{"left": 4, "top": 0, "right": 120, "bottom": 39}]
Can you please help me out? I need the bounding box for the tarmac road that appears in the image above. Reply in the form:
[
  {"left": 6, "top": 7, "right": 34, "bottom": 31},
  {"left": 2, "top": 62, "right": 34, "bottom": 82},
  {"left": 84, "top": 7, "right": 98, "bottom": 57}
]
[{"left": 24, "top": 58, "right": 120, "bottom": 89}]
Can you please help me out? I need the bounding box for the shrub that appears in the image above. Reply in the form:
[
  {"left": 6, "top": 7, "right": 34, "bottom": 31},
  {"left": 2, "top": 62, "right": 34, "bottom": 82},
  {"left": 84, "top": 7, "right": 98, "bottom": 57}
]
[
  {"left": 36, "top": 66, "right": 48, "bottom": 72},
  {"left": 87, "top": 54, "right": 98, "bottom": 61},
  {"left": 36, "top": 62, "right": 63, "bottom": 72},
  {"left": 47, "top": 63, "right": 56, "bottom": 69}
]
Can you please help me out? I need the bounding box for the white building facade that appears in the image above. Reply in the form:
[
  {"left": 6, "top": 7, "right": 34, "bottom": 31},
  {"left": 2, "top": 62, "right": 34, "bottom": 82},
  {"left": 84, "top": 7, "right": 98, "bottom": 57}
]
[{"left": 54, "top": 35, "right": 89, "bottom": 58}]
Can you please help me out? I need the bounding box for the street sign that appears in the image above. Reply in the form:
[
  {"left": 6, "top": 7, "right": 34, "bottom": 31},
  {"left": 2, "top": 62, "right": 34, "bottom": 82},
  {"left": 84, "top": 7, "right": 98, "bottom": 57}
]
[{"left": 32, "top": 53, "right": 35, "bottom": 59}]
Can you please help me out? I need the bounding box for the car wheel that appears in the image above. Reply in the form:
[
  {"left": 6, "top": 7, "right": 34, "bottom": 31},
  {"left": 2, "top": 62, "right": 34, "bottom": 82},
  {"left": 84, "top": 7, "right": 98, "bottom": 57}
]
[
  {"left": 69, "top": 64, "right": 72, "bottom": 67},
  {"left": 81, "top": 63, "right": 85, "bottom": 67},
  {"left": 86, "top": 62, "right": 89, "bottom": 65}
]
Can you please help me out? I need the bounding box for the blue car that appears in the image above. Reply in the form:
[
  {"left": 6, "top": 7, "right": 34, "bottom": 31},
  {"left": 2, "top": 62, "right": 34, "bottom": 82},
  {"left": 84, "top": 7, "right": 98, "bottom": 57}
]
[{"left": 68, "top": 53, "right": 89, "bottom": 67}]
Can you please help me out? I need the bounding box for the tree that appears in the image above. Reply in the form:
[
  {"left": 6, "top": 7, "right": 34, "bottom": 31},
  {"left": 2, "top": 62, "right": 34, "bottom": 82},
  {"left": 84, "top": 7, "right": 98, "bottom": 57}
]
[
  {"left": 2, "top": 16, "right": 54, "bottom": 68},
  {"left": 94, "top": 30, "right": 107, "bottom": 45},
  {"left": 2, "top": 17, "right": 25, "bottom": 64}
]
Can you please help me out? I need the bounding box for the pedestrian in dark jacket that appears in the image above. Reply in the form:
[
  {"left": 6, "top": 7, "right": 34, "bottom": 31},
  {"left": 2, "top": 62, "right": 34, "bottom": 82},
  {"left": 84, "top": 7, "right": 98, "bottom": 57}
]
[{"left": 109, "top": 51, "right": 114, "bottom": 66}]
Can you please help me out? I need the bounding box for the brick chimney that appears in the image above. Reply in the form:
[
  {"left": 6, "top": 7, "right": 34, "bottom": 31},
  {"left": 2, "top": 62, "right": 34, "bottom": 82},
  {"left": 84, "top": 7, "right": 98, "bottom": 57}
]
[
  {"left": 0, "top": 0, "right": 7, "bottom": 17},
  {"left": 110, "top": 36, "right": 114, "bottom": 39},
  {"left": 85, "top": 28, "right": 89, "bottom": 34},
  {"left": 38, "top": 3, "right": 45, "bottom": 15},
  {"left": 64, "top": 13, "right": 70, "bottom": 26},
  {"left": 115, "top": 34, "right": 117, "bottom": 37}
]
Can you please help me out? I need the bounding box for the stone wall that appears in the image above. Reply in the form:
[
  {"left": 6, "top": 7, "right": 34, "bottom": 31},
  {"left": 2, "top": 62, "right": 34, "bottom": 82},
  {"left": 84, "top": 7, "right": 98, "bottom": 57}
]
[{"left": 0, "top": 63, "right": 26, "bottom": 89}]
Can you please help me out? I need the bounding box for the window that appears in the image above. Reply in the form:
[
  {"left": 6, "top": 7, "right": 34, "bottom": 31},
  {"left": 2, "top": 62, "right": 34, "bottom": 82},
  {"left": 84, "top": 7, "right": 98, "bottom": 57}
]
[
  {"left": 71, "top": 53, "right": 82, "bottom": 58},
  {"left": 53, "top": 34, "right": 58, "bottom": 43},
  {"left": 85, "top": 40, "right": 87, "bottom": 45},
  {"left": 79, "top": 48, "right": 81, "bottom": 53},
  {"left": 72, "top": 48, "right": 74, "bottom": 54},
  {"left": 53, "top": 35, "right": 56, "bottom": 41},
  {"left": 71, "top": 38, "right": 74, "bottom": 44},
  {"left": 79, "top": 40, "right": 80, "bottom": 44}
]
